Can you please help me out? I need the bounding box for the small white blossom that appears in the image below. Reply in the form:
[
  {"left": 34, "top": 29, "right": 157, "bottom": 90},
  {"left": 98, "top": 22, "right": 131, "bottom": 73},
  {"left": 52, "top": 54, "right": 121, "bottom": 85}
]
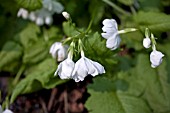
[
  {"left": 49, "top": 42, "right": 68, "bottom": 62},
  {"left": 54, "top": 55, "right": 75, "bottom": 79},
  {"left": 62, "top": 12, "right": 70, "bottom": 20},
  {"left": 150, "top": 50, "right": 164, "bottom": 68},
  {"left": 29, "top": 12, "right": 36, "bottom": 21},
  {"left": 35, "top": 17, "right": 44, "bottom": 26},
  {"left": 72, "top": 56, "right": 105, "bottom": 82},
  {"left": 45, "top": 16, "right": 53, "bottom": 25},
  {"left": 101, "top": 19, "right": 121, "bottom": 50},
  {"left": 17, "top": 8, "right": 29, "bottom": 19},
  {"left": 143, "top": 37, "right": 151, "bottom": 48}
]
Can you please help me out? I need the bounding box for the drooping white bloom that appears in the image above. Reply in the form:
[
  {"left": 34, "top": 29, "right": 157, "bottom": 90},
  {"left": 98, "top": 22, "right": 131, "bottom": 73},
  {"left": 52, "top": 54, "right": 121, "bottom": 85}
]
[
  {"left": 54, "top": 54, "right": 75, "bottom": 79},
  {"left": 143, "top": 37, "right": 151, "bottom": 48},
  {"left": 62, "top": 12, "right": 70, "bottom": 20},
  {"left": 72, "top": 56, "right": 105, "bottom": 82},
  {"left": 150, "top": 50, "right": 164, "bottom": 68},
  {"left": 17, "top": 8, "right": 29, "bottom": 19},
  {"left": 101, "top": 19, "right": 121, "bottom": 50},
  {"left": 49, "top": 42, "right": 68, "bottom": 62}
]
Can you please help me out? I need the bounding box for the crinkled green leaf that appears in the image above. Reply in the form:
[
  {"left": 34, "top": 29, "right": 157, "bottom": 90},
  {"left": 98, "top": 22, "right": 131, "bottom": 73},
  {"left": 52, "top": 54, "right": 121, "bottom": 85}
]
[
  {"left": 14, "top": 23, "right": 40, "bottom": 48},
  {"left": 134, "top": 11, "right": 170, "bottom": 32},
  {"left": 117, "top": 49, "right": 170, "bottom": 113},
  {"left": 15, "top": 0, "right": 42, "bottom": 10},
  {"left": 86, "top": 77, "right": 151, "bottom": 113},
  {"left": 10, "top": 58, "right": 65, "bottom": 103},
  {"left": 23, "top": 39, "right": 48, "bottom": 64},
  {"left": 0, "top": 41, "right": 22, "bottom": 71}
]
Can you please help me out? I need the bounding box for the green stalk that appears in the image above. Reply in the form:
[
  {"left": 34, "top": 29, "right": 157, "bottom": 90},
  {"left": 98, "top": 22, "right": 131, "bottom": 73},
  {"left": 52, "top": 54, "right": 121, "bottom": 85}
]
[
  {"left": 103, "top": 0, "right": 131, "bottom": 16},
  {"left": 12, "top": 65, "right": 25, "bottom": 86}
]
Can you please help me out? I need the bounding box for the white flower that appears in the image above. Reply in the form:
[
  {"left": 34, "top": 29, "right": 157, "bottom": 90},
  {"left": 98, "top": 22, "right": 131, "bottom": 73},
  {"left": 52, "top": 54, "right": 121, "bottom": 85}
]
[
  {"left": 17, "top": 8, "right": 29, "bottom": 19},
  {"left": 62, "top": 12, "right": 70, "bottom": 20},
  {"left": 150, "top": 50, "right": 164, "bottom": 68},
  {"left": 143, "top": 37, "right": 151, "bottom": 48},
  {"left": 72, "top": 56, "right": 105, "bottom": 82},
  {"left": 101, "top": 19, "right": 121, "bottom": 50},
  {"left": 49, "top": 42, "right": 68, "bottom": 62},
  {"left": 0, "top": 106, "right": 13, "bottom": 113},
  {"left": 54, "top": 56, "right": 75, "bottom": 79}
]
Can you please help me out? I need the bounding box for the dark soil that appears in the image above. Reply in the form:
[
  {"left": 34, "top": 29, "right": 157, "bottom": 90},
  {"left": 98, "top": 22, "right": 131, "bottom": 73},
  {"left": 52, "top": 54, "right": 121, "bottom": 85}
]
[{"left": 0, "top": 73, "right": 92, "bottom": 113}]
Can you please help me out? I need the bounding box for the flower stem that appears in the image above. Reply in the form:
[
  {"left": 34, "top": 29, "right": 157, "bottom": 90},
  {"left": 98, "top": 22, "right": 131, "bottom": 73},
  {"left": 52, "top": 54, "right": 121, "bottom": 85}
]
[
  {"left": 151, "top": 33, "right": 156, "bottom": 51},
  {"left": 103, "top": 0, "right": 131, "bottom": 16},
  {"left": 12, "top": 65, "right": 25, "bottom": 86}
]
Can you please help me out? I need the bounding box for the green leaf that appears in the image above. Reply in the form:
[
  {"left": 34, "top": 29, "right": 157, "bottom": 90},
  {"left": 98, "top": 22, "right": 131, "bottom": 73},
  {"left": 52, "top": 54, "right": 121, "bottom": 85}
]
[
  {"left": 23, "top": 39, "right": 48, "bottom": 64},
  {"left": 85, "top": 77, "right": 151, "bottom": 113},
  {"left": 15, "top": 0, "right": 42, "bottom": 11},
  {"left": 118, "top": 0, "right": 134, "bottom": 6},
  {"left": 62, "top": 21, "right": 79, "bottom": 37},
  {"left": 138, "top": 0, "right": 161, "bottom": 11},
  {"left": 14, "top": 23, "right": 40, "bottom": 48},
  {"left": 0, "top": 41, "right": 22, "bottom": 71},
  {"left": 10, "top": 58, "right": 65, "bottom": 103},
  {"left": 134, "top": 11, "right": 170, "bottom": 32}
]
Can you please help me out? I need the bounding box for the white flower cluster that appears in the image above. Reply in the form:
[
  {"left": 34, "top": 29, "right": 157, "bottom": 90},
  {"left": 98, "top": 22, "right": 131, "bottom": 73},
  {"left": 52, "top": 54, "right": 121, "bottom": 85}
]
[
  {"left": 49, "top": 41, "right": 105, "bottom": 82},
  {"left": 143, "top": 29, "right": 164, "bottom": 68},
  {"left": 0, "top": 105, "right": 13, "bottom": 113},
  {"left": 17, "top": 0, "right": 64, "bottom": 26},
  {"left": 101, "top": 19, "right": 121, "bottom": 50}
]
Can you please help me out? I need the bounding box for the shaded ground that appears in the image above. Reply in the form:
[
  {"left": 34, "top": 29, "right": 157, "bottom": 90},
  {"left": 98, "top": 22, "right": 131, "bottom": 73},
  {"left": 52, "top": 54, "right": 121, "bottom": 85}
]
[{"left": 0, "top": 73, "right": 91, "bottom": 113}]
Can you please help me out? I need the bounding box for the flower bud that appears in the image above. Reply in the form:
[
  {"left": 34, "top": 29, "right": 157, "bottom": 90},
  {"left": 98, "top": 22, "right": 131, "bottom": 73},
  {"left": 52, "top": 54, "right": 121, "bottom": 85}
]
[
  {"left": 62, "top": 11, "right": 70, "bottom": 20},
  {"left": 150, "top": 50, "right": 164, "bottom": 68},
  {"left": 143, "top": 37, "right": 151, "bottom": 48}
]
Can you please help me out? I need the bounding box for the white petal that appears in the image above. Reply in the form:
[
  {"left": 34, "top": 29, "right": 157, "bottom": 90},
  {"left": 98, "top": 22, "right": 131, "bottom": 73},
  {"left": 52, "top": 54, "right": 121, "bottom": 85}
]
[
  {"left": 2, "top": 109, "right": 13, "bottom": 113},
  {"left": 150, "top": 50, "right": 164, "bottom": 68},
  {"left": 36, "top": 17, "right": 44, "bottom": 26},
  {"left": 72, "top": 58, "right": 88, "bottom": 81},
  {"left": 45, "top": 16, "right": 53, "bottom": 25},
  {"left": 29, "top": 12, "right": 37, "bottom": 21},
  {"left": 55, "top": 58, "right": 75, "bottom": 79},
  {"left": 143, "top": 37, "right": 151, "bottom": 48},
  {"left": 0, "top": 105, "right": 2, "bottom": 113},
  {"left": 102, "top": 26, "right": 117, "bottom": 33},
  {"left": 49, "top": 42, "right": 61, "bottom": 58},
  {"left": 101, "top": 32, "right": 114, "bottom": 39},
  {"left": 102, "top": 19, "right": 118, "bottom": 29},
  {"left": 57, "top": 47, "right": 67, "bottom": 62},
  {"left": 92, "top": 61, "right": 105, "bottom": 75},
  {"left": 106, "top": 34, "right": 121, "bottom": 50}
]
